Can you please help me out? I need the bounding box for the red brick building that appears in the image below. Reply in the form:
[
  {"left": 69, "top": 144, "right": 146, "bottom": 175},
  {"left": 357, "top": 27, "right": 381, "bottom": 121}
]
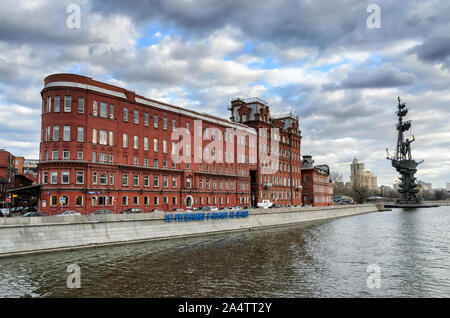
[
  {"left": 0, "top": 149, "right": 15, "bottom": 206},
  {"left": 301, "top": 155, "right": 333, "bottom": 206},
  {"left": 38, "top": 74, "right": 304, "bottom": 214},
  {"left": 38, "top": 74, "right": 260, "bottom": 214},
  {"left": 229, "top": 98, "right": 303, "bottom": 206}
]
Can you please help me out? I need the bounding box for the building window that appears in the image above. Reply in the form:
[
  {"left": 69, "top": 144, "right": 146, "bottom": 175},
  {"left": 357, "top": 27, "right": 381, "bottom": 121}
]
[
  {"left": 144, "top": 137, "right": 149, "bottom": 151},
  {"left": 123, "top": 107, "right": 128, "bottom": 121},
  {"left": 163, "top": 140, "right": 167, "bottom": 153},
  {"left": 63, "top": 150, "right": 70, "bottom": 160},
  {"left": 109, "top": 104, "right": 114, "bottom": 119},
  {"left": 172, "top": 196, "right": 177, "bottom": 205},
  {"left": 172, "top": 119, "right": 176, "bottom": 131},
  {"left": 51, "top": 196, "right": 57, "bottom": 206},
  {"left": 110, "top": 173, "right": 114, "bottom": 185},
  {"left": 64, "top": 96, "right": 71, "bottom": 112},
  {"left": 144, "top": 196, "right": 149, "bottom": 206},
  {"left": 163, "top": 196, "right": 168, "bottom": 204},
  {"left": 186, "top": 122, "right": 190, "bottom": 134},
  {"left": 163, "top": 116, "right": 167, "bottom": 130},
  {"left": 47, "top": 96, "right": 51, "bottom": 112},
  {"left": 163, "top": 176, "right": 169, "bottom": 188},
  {"left": 144, "top": 112, "right": 149, "bottom": 126},
  {"left": 77, "top": 127, "right": 84, "bottom": 142},
  {"left": 153, "top": 159, "right": 158, "bottom": 168},
  {"left": 92, "top": 128, "right": 97, "bottom": 144},
  {"left": 92, "top": 151, "right": 96, "bottom": 163},
  {"left": 154, "top": 114, "right": 158, "bottom": 128},
  {"left": 172, "top": 142, "right": 177, "bottom": 155},
  {"left": 93, "top": 101, "right": 98, "bottom": 116},
  {"left": 109, "top": 131, "right": 113, "bottom": 146},
  {"left": 99, "top": 130, "right": 107, "bottom": 145},
  {"left": 63, "top": 126, "right": 71, "bottom": 141},
  {"left": 76, "top": 172, "right": 84, "bottom": 184},
  {"left": 54, "top": 96, "right": 60, "bottom": 112},
  {"left": 186, "top": 178, "right": 192, "bottom": 188},
  {"left": 93, "top": 172, "right": 97, "bottom": 185},
  {"left": 123, "top": 133, "right": 128, "bottom": 148},
  {"left": 154, "top": 196, "right": 159, "bottom": 205},
  {"left": 122, "top": 174, "right": 128, "bottom": 186},
  {"left": 122, "top": 196, "right": 128, "bottom": 206},
  {"left": 100, "top": 173, "right": 107, "bottom": 185},
  {"left": 144, "top": 176, "right": 149, "bottom": 187},
  {"left": 78, "top": 98, "right": 84, "bottom": 113},
  {"left": 133, "top": 196, "right": 139, "bottom": 206},
  {"left": 134, "top": 136, "right": 138, "bottom": 149},
  {"left": 154, "top": 176, "right": 159, "bottom": 187},
  {"left": 133, "top": 156, "right": 138, "bottom": 166},
  {"left": 134, "top": 110, "right": 139, "bottom": 124},
  {"left": 51, "top": 171, "right": 58, "bottom": 184},
  {"left": 172, "top": 177, "right": 177, "bottom": 188},
  {"left": 76, "top": 196, "right": 83, "bottom": 206},
  {"left": 133, "top": 175, "right": 139, "bottom": 187},
  {"left": 153, "top": 139, "right": 158, "bottom": 152},
  {"left": 52, "top": 150, "right": 58, "bottom": 160},
  {"left": 43, "top": 172, "right": 48, "bottom": 184},
  {"left": 53, "top": 126, "right": 59, "bottom": 141},
  {"left": 100, "top": 102, "right": 108, "bottom": 118}
]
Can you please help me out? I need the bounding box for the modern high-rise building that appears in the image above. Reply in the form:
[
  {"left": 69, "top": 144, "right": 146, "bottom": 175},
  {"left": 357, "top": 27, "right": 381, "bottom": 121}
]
[{"left": 350, "top": 157, "right": 377, "bottom": 190}]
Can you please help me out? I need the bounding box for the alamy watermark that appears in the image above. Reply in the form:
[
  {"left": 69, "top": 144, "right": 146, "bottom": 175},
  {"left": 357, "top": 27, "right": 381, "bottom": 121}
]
[
  {"left": 367, "top": 4, "right": 381, "bottom": 29},
  {"left": 366, "top": 264, "right": 381, "bottom": 289},
  {"left": 66, "top": 4, "right": 81, "bottom": 29},
  {"left": 170, "top": 120, "right": 281, "bottom": 175},
  {"left": 66, "top": 264, "right": 81, "bottom": 288}
]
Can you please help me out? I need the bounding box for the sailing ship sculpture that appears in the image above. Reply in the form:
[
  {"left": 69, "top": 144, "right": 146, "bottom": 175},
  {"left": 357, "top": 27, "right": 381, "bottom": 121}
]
[{"left": 386, "top": 97, "right": 426, "bottom": 207}]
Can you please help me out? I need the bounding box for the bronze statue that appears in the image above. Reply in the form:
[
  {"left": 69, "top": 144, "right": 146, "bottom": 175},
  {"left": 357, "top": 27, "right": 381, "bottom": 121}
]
[{"left": 387, "top": 97, "right": 423, "bottom": 206}]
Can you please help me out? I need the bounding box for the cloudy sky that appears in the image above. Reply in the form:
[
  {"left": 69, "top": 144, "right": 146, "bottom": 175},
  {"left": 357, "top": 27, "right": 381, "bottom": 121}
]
[{"left": 1, "top": 0, "right": 449, "bottom": 188}]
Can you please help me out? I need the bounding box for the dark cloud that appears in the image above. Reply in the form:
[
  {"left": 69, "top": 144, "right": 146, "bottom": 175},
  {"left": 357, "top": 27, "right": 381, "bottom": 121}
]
[
  {"left": 324, "top": 64, "right": 416, "bottom": 90},
  {"left": 411, "top": 36, "right": 450, "bottom": 68}
]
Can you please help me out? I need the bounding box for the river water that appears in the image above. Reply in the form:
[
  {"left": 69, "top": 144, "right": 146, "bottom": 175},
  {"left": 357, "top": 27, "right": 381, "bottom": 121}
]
[{"left": 0, "top": 206, "right": 449, "bottom": 298}]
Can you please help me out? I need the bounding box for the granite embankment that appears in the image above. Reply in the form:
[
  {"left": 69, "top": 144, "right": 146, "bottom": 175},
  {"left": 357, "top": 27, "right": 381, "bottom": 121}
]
[{"left": 0, "top": 204, "right": 384, "bottom": 257}]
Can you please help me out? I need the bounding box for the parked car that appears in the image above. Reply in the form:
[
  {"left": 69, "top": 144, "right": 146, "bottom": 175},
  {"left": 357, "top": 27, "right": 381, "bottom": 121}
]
[
  {"left": 92, "top": 209, "right": 114, "bottom": 215},
  {"left": 172, "top": 208, "right": 185, "bottom": 213},
  {"left": 22, "top": 211, "right": 45, "bottom": 217},
  {"left": 201, "top": 206, "right": 219, "bottom": 212},
  {"left": 257, "top": 200, "right": 273, "bottom": 209},
  {"left": 0, "top": 208, "right": 10, "bottom": 216},
  {"left": 270, "top": 204, "right": 281, "bottom": 209},
  {"left": 55, "top": 210, "right": 81, "bottom": 216},
  {"left": 120, "top": 208, "right": 142, "bottom": 214},
  {"left": 149, "top": 209, "right": 164, "bottom": 213}
]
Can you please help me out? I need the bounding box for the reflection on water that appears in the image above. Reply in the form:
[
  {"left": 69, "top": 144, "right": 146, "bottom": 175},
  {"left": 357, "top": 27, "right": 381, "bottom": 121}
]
[{"left": 0, "top": 206, "right": 449, "bottom": 297}]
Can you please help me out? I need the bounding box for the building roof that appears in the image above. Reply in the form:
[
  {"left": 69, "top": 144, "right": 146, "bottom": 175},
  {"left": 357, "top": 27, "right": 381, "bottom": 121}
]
[{"left": 44, "top": 73, "right": 257, "bottom": 135}]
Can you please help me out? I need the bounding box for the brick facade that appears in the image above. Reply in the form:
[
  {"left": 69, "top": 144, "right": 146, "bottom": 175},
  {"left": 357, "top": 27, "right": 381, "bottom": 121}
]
[
  {"left": 301, "top": 156, "right": 333, "bottom": 206},
  {"left": 38, "top": 74, "right": 256, "bottom": 214}
]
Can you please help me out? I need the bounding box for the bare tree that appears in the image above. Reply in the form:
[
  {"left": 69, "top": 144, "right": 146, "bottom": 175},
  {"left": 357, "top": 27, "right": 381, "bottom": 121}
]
[
  {"left": 350, "top": 182, "right": 369, "bottom": 204},
  {"left": 329, "top": 171, "right": 343, "bottom": 184}
]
